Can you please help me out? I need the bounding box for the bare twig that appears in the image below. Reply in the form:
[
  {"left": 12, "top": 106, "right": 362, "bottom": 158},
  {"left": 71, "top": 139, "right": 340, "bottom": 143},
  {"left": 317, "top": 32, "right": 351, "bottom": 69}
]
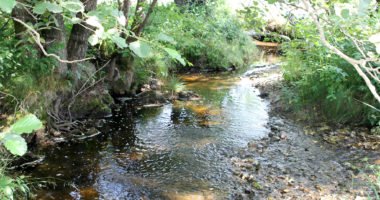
[
  {"left": 0, "top": 19, "right": 10, "bottom": 34},
  {"left": 67, "top": 60, "right": 111, "bottom": 121},
  {"left": 0, "top": 91, "right": 20, "bottom": 118}
]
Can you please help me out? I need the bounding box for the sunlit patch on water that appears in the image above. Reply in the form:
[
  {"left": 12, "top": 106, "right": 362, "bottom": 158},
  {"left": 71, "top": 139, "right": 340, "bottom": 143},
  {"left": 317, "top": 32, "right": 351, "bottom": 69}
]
[{"left": 31, "top": 70, "right": 270, "bottom": 199}]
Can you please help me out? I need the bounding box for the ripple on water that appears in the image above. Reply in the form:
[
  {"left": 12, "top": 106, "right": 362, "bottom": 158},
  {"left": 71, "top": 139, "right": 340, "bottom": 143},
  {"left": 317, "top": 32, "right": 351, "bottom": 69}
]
[{"left": 32, "top": 72, "right": 270, "bottom": 199}]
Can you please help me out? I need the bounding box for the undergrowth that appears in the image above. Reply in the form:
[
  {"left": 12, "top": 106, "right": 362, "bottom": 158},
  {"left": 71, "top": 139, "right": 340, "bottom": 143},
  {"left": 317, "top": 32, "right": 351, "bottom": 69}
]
[
  {"left": 281, "top": 21, "right": 380, "bottom": 126},
  {"left": 142, "top": 2, "right": 257, "bottom": 72}
]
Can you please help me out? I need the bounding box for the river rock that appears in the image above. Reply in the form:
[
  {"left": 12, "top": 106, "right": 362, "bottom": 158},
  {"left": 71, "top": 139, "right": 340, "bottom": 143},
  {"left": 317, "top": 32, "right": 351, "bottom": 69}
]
[
  {"left": 247, "top": 141, "right": 258, "bottom": 150},
  {"left": 149, "top": 78, "right": 163, "bottom": 90},
  {"left": 164, "top": 191, "right": 215, "bottom": 200},
  {"left": 135, "top": 90, "right": 168, "bottom": 106},
  {"left": 177, "top": 91, "right": 201, "bottom": 101},
  {"left": 70, "top": 86, "right": 114, "bottom": 119}
]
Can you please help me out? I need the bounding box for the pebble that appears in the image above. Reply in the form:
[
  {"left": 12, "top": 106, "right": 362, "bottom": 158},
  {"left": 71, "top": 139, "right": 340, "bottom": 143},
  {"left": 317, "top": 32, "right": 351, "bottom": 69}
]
[
  {"left": 280, "top": 132, "right": 287, "bottom": 140},
  {"left": 53, "top": 131, "right": 61, "bottom": 137}
]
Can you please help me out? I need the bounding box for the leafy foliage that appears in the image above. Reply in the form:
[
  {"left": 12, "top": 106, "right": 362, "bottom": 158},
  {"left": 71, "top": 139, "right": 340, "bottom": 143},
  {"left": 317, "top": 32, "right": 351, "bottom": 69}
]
[
  {"left": 144, "top": 3, "right": 257, "bottom": 71},
  {"left": 0, "top": 114, "right": 43, "bottom": 156},
  {"left": 280, "top": 1, "right": 380, "bottom": 125},
  {"left": 0, "top": 0, "right": 16, "bottom": 13},
  {"left": 129, "top": 41, "right": 152, "bottom": 58},
  {"left": 0, "top": 159, "right": 30, "bottom": 200}
]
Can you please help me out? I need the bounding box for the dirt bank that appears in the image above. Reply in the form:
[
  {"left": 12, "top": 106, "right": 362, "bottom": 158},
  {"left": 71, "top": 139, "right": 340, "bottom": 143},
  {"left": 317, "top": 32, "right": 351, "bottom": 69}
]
[{"left": 231, "top": 65, "right": 380, "bottom": 199}]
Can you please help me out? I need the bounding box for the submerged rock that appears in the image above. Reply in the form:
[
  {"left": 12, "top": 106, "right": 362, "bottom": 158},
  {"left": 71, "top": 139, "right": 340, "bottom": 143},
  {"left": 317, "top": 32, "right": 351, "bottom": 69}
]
[
  {"left": 163, "top": 191, "right": 215, "bottom": 200},
  {"left": 177, "top": 91, "right": 201, "bottom": 101},
  {"left": 135, "top": 90, "right": 168, "bottom": 106},
  {"left": 149, "top": 78, "right": 163, "bottom": 90}
]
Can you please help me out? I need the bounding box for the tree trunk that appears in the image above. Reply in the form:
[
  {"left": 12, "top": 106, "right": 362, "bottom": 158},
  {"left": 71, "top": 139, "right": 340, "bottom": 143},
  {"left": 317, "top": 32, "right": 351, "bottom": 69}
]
[
  {"left": 110, "top": 0, "right": 159, "bottom": 96},
  {"left": 41, "top": 14, "right": 67, "bottom": 75},
  {"left": 67, "top": 0, "right": 97, "bottom": 85},
  {"left": 11, "top": 1, "right": 36, "bottom": 39}
]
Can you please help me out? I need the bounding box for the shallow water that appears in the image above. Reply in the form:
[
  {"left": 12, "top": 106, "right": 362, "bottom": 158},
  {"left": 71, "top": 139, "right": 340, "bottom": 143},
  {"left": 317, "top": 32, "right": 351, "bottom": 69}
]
[{"left": 30, "top": 70, "right": 270, "bottom": 199}]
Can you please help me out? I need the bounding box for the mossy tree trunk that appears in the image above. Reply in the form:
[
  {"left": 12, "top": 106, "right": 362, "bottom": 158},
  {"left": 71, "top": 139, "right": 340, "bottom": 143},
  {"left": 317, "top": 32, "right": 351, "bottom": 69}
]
[
  {"left": 67, "top": 0, "right": 98, "bottom": 86},
  {"left": 109, "top": 0, "right": 158, "bottom": 96},
  {"left": 41, "top": 14, "right": 68, "bottom": 75}
]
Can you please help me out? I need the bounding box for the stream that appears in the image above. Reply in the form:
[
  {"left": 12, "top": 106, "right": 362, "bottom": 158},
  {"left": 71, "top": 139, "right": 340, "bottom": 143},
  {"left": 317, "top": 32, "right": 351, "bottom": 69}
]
[{"left": 30, "top": 65, "right": 272, "bottom": 199}]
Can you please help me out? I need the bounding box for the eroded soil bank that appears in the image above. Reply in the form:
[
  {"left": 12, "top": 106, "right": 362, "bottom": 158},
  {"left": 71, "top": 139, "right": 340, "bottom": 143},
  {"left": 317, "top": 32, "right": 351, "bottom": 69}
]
[{"left": 231, "top": 64, "right": 380, "bottom": 199}]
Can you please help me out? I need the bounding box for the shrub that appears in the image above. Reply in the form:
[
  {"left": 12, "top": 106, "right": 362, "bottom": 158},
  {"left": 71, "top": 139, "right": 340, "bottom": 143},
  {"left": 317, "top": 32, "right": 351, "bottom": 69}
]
[
  {"left": 282, "top": 19, "right": 380, "bottom": 125},
  {"left": 143, "top": 2, "right": 257, "bottom": 71}
]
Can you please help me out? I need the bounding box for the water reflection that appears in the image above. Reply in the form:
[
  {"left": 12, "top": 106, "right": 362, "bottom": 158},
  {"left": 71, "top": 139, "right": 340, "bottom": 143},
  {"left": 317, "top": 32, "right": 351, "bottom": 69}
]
[{"left": 32, "top": 72, "right": 269, "bottom": 199}]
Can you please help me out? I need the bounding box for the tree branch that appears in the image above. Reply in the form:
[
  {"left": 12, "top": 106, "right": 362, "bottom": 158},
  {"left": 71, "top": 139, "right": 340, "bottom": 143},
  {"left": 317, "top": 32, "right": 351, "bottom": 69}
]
[
  {"left": 12, "top": 18, "right": 95, "bottom": 64},
  {"left": 301, "top": 0, "right": 380, "bottom": 104},
  {"left": 135, "top": 0, "right": 158, "bottom": 36}
]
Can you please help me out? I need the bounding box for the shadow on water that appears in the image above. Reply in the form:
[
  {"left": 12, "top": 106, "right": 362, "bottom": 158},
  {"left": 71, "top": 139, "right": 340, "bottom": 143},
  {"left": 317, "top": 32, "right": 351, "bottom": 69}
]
[{"left": 30, "top": 68, "right": 270, "bottom": 199}]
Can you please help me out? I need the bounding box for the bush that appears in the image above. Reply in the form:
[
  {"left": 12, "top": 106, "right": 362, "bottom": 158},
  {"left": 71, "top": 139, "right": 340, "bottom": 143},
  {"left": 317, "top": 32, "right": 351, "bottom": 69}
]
[
  {"left": 282, "top": 19, "right": 380, "bottom": 125},
  {"left": 0, "top": 19, "right": 66, "bottom": 117},
  {"left": 143, "top": 2, "right": 257, "bottom": 71},
  {"left": 0, "top": 158, "right": 30, "bottom": 200}
]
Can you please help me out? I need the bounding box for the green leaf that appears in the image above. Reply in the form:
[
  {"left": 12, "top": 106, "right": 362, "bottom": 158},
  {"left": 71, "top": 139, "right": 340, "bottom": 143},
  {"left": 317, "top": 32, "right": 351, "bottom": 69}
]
[
  {"left": 88, "top": 34, "right": 99, "bottom": 46},
  {"left": 2, "top": 134, "right": 27, "bottom": 156},
  {"left": 45, "top": 2, "right": 63, "bottom": 13},
  {"left": 70, "top": 17, "right": 82, "bottom": 24},
  {"left": 129, "top": 41, "right": 151, "bottom": 58},
  {"left": 164, "top": 48, "right": 186, "bottom": 66},
  {"left": 33, "top": 2, "right": 46, "bottom": 14},
  {"left": 358, "top": 0, "right": 371, "bottom": 16},
  {"left": 110, "top": 35, "right": 128, "bottom": 49},
  {"left": 0, "top": 0, "right": 16, "bottom": 13},
  {"left": 157, "top": 33, "right": 176, "bottom": 44},
  {"left": 369, "top": 33, "right": 380, "bottom": 54},
  {"left": 33, "top": 2, "right": 63, "bottom": 14},
  {"left": 9, "top": 114, "right": 43, "bottom": 135},
  {"left": 61, "top": 0, "right": 84, "bottom": 13},
  {"left": 3, "top": 185, "right": 13, "bottom": 199},
  {"left": 340, "top": 9, "right": 350, "bottom": 18},
  {"left": 86, "top": 16, "right": 102, "bottom": 28},
  {"left": 0, "top": 176, "right": 13, "bottom": 188}
]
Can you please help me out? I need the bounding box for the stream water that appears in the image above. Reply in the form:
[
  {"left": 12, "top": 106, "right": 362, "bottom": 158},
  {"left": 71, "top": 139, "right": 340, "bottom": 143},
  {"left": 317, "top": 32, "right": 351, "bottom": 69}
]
[{"left": 30, "top": 66, "right": 272, "bottom": 199}]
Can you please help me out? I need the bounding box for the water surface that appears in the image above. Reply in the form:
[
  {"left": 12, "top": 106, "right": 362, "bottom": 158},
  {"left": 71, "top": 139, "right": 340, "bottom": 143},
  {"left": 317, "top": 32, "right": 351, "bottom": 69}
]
[{"left": 31, "top": 71, "right": 269, "bottom": 199}]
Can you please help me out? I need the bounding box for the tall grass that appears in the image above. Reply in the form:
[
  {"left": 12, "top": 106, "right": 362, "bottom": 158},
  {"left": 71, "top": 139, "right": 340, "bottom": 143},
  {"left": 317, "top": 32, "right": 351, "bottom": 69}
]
[
  {"left": 282, "top": 30, "right": 380, "bottom": 125},
  {"left": 0, "top": 156, "right": 30, "bottom": 199}
]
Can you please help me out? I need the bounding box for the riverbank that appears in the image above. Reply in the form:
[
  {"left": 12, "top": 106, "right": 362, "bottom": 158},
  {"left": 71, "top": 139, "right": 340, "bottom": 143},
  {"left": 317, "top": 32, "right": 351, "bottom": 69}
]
[{"left": 231, "top": 64, "right": 380, "bottom": 199}]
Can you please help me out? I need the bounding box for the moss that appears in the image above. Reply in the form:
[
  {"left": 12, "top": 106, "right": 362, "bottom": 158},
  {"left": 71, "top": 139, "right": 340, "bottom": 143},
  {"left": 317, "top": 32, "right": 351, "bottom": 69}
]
[
  {"left": 252, "top": 181, "right": 263, "bottom": 190},
  {"left": 70, "top": 90, "right": 114, "bottom": 119}
]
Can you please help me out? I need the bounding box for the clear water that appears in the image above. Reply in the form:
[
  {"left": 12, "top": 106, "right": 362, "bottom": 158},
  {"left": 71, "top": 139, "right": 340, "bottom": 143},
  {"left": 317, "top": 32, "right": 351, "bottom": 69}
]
[{"left": 30, "top": 72, "right": 269, "bottom": 200}]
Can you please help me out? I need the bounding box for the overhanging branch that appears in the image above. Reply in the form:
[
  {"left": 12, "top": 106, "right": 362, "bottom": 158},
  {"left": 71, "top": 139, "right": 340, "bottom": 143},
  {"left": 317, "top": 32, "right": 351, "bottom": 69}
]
[
  {"left": 301, "top": 0, "right": 380, "bottom": 104},
  {"left": 12, "top": 18, "right": 95, "bottom": 64}
]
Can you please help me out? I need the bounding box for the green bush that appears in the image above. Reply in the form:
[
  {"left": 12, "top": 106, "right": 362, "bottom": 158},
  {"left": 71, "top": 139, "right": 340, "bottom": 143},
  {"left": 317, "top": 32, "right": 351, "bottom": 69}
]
[
  {"left": 143, "top": 3, "right": 257, "bottom": 71},
  {"left": 282, "top": 20, "right": 380, "bottom": 125},
  {"left": 0, "top": 18, "right": 64, "bottom": 117},
  {"left": 0, "top": 114, "right": 43, "bottom": 199},
  {"left": 0, "top": 159, "right": 30, "bottom": 200}
]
